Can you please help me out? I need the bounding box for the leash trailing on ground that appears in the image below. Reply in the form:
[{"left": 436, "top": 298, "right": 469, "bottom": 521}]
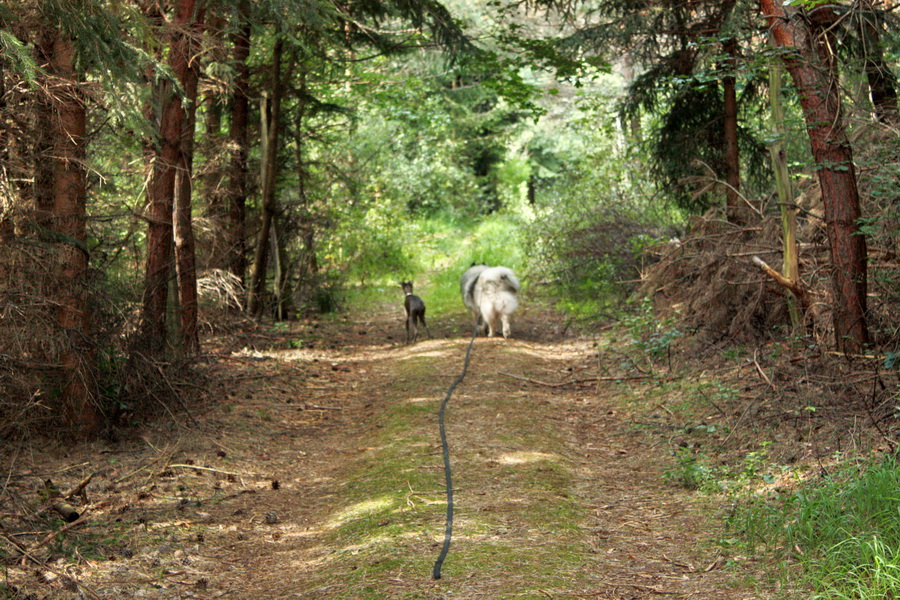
[{"left": 432, "top": 324, "right": 479, "bottom": 580}]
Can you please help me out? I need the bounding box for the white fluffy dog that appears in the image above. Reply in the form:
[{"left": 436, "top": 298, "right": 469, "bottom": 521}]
[{"left": 460, "top": 264, "right": 520, "bottom": 338}]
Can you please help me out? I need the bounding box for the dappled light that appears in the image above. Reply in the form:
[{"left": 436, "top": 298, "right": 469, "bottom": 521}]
[
  {"left": 496, "top": 451, "right": 564, "bottom": 466},
  {"left": 324, "top": 496, "right": 397, "bottom": 530}
]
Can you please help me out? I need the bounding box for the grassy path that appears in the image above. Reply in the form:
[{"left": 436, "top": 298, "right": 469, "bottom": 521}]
[{"left": 225, "top": 308, "right": 766, "bottom": 599}]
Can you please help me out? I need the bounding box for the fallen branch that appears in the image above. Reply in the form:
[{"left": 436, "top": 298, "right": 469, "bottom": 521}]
[
  {"left": 0, "top": 532, "right": 43, "bottom": 565},
  {"left": 167, "top": 464, "right": 249, "bottom": 477},
  {"left": 29, "top": 512, "right": 90, "bottom": 554},
  {"left": 752, "top": 352, "right": 776, "bottom": 391},
  {"left": 64, "top": 472, "right": 94, "bottom": 501}
]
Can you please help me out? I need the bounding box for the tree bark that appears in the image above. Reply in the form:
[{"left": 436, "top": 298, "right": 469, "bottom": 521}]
[
  {"left": 760, "top": 0, "right": 870, "bottom": 353},
  {"left": 226, "top": 0, "right": 251, "bottom": 286},
  {"left": 173, "top": 2, "right": 205, "bottom": 354},
  {"left": 33, "top": 27, "right": 55, "bottom": 234},
  {"left": 767, "top": 58, "right": 802, "bottom": 330},
  {"left": 247, "top": 37, "right": 283, "bottom": 316},
  {"left": 48, "top": 25, "right": 101, "bottom": 436},
  {"left": 140, "top": 0, "right": 202, "bottom": 356}
]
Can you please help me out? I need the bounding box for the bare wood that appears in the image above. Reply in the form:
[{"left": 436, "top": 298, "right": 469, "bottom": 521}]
[
  {"left": 753, "top": 358, "right": 777, "bottom": 390},
  {"left": 64, "top": 472, "right": 94, "bottom": 500},
  {"left": 50, "top": 501, "right": 80, "bottom": 522},
  {"left": 751, "top": 256, "right": 810, "bottom": 305}
]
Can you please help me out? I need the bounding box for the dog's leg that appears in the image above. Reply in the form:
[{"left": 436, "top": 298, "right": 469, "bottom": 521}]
[
  {"left": 483, "top": 307, "right": 497, "bottom": 337},
  {"left": 406, "top": 308, "right": 419, "bottom": 344},
  {"left": 501, "top": 314, "right": 511, "bottom": 338}
]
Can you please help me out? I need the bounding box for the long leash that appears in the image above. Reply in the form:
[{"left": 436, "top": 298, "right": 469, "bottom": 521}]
[{"left": 432, "top": 323, "right": 479, "bottom": 580}]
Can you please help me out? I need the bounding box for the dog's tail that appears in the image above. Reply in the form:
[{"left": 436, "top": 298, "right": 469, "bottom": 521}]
[{"left": 487, "top": 267, "right": 519, "bottom": 294}]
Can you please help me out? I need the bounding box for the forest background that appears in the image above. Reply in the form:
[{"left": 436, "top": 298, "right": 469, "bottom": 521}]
[{"left": 2, "top": 0, "right": 900, "bottom": 597}]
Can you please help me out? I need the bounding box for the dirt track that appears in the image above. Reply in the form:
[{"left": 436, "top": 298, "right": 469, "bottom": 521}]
[{"left": 1, "top": 303, "right": 773, "bottom": 599}]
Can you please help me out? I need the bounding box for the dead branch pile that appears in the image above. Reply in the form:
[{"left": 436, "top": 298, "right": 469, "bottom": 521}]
[
  {"left": 640, "top": 159, "right": 900, "bottom": 352},
  {"left": 638, "top": 210, "right": 818, "bottom": 350},
  {"left": 0, "top": 238, "right": 72, "bottom": 435}
]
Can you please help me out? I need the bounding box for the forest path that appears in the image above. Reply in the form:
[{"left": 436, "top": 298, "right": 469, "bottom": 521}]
[{"left": 2, "top": 302, "right": 772, "bottom": 599}]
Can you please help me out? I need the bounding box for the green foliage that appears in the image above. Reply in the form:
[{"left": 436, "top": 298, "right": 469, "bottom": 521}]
[
  {"left": 522, "top": 78, "right": 686, "bottom": 318},
  {"left": 623, "top": 297, "right": 682, "bottom": 361},
  {"left": 424, "top": 213, "right": 527, "bottom": 315},
  {"left": 0, "top": 29, "right": 40, "bottom": 85},
  {"left": 730, "top": 454, "right": 900, "bottom": 597},
  {"left": 665, "top": 440, "right": 779, "bottom": 493},
  {"left": 664, "top": 447, "right": 714, "bottom": 490}
]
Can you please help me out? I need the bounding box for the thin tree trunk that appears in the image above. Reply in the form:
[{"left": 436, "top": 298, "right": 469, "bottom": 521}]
[
  {"left": 201, "top": 9, "right": 229, "bottom": 271},
  {"left": 227, "top": 1, "right": 251, "bottom": 286},
  {"left": 48, "top": 26, "right": 101, "bottom": 436},
  {"left": 0, "top": 56, "right": 11, "bottom": 244},
  {"left": 140, "top": 0, "right": 201, "bottom": 356},
  {"left": 247, "top": 37, "right": 283, "bottom": 316},
  {"left": 760, "top": 0, "right": 870, "bottom": 353},
  {"left": 722, "top": 37, "right": 743, "bottom": 223},
  {"left": 203, "top": 94, "right": 229, "bottom": 268},
  {"left": 768, "top": 58, "right": 803, "bottom": 330},
  {"left": 295, "top": 67, "right": 319, "bottom": 297},
  {"left": 173, "top": 3, "right": 205, "bottom": 354}
]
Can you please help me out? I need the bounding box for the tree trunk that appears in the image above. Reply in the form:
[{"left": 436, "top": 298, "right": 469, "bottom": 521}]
[
  {"left": 200, "top": 8, "right": 230, "bottom": 271},
  {"left": 173, "top": 3, "right": 205, "bottom": 354},
  {"left": 294, "top": 67, "right": 319, "bottom": 299},
  {"left": 247, "top": 37, "right": 283, "bottom": 316},
  {"left": 722, "top": 37, "right": 743, "bottom": 224},
  {"left": 48, "top": 26, "right": 101, "bottom": 436},
  {"left": 767, "top": 58, "right": 803, "bottom": 330},
  {"left": 203, "top": 94, "right": 229, "bottom": 269},
  {"left": 227, "top": 1, "right": 251, "bottom": 286},
  {"left": 140, "top": 0, "right": 201, "bottom": 356},
  {"left": 760, "top": 0, "right": 870, "bottom": 353}
]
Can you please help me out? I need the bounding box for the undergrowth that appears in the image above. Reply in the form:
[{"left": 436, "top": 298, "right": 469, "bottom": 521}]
[{"left": 724, "top": 454, "right": 900, "bottom": 598}]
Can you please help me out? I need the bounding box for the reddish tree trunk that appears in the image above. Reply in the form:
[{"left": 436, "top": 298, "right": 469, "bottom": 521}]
[
  {"left": 0, "top": 52, "right": 13, "bottom": 244},
  {"left": 760, "top": 0, "right": 870, "bottom": 352},
  {"left": 141, "top": 0, "right": 201, "bottom": 355},
  {"left": 173, "top": 3, "right": 205, "bottom": 354},
  {"left": 34, "top": 28, "right": 56, "bottom": 233},
  {"left": 227, "top": 1, "right": 251, "bottom": 286},
  {"left": 48, "top": 28, "right": 101, "bottom": 436}
]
